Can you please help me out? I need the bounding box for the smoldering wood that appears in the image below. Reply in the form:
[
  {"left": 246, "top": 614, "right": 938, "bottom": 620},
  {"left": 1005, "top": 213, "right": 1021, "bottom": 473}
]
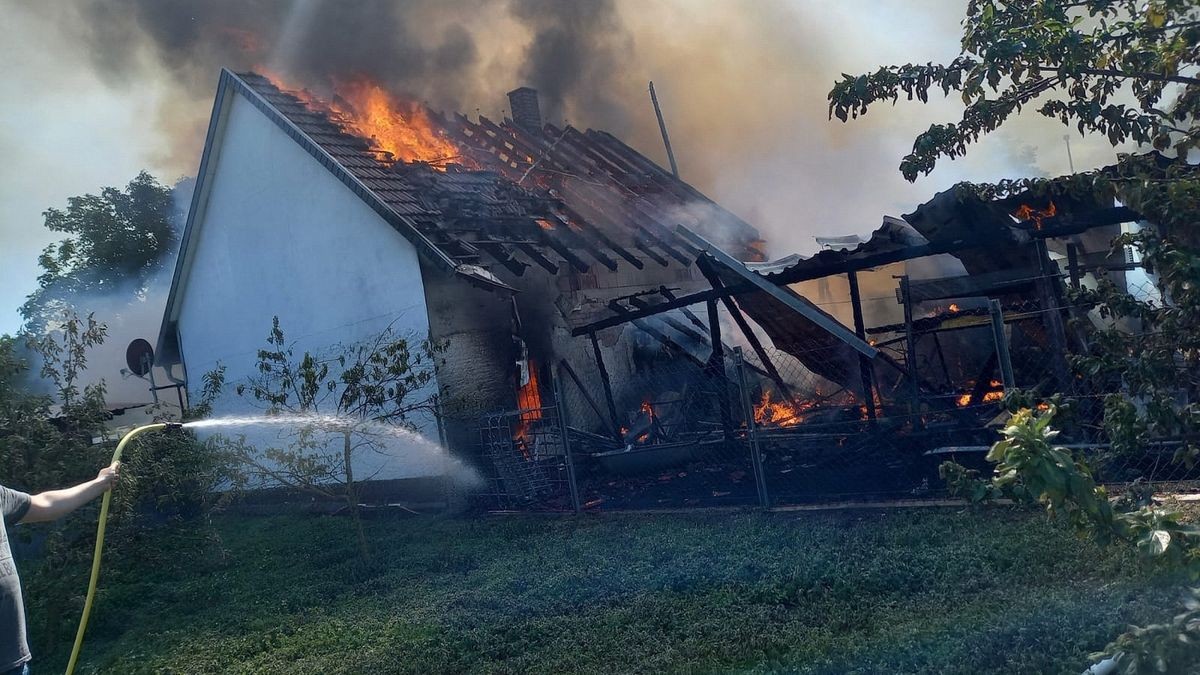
[
  {"left": 536, "top": 227, "right": 591, "bottom": 272},
  {"left": 620, "top": 314, "right": 708, "bottom": 371},
  {"left": 966, "top": 352, "right": 999, "bottom": 406},
  {"left": 637, "top": 225, "right": 693, "bottom": 266},
  {"left": 514, "top": 242, "right": 559, "bottom": 274},
  {"left": 633, "top": 237, "right": 670, "bottom": 266},
  {"left": 558, "top": 205, "right": 645, "bottom": 269}
]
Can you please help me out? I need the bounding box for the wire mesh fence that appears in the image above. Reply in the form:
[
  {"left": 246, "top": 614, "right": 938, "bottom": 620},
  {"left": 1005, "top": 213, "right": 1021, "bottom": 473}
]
[{"left": 474, "top": 257, "right": 1196, "bottom": 512}]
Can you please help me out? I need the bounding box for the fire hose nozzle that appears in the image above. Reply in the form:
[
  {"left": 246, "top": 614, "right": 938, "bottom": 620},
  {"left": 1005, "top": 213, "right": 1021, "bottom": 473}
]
[{"left": 165, "top": 422, "right": 184, "bottom": 430}]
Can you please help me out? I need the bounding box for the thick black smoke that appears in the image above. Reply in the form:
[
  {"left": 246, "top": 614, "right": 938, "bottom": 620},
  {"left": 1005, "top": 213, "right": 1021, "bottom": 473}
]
[
  {"left": 44, "top": 0, "right": 634, "bottom": 132},
  {"left": 511, "top": 0, "right": 631, "bottom": 128}
]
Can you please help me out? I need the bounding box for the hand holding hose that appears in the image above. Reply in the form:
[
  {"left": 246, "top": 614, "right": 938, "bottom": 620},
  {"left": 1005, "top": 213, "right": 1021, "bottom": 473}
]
[{"left": 95, "top": 461, "right": 121, "bottom": 490}]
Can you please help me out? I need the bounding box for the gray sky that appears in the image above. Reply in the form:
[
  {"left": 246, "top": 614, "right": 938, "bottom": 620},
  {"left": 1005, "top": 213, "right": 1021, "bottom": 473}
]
[{"left": 0, "top": 0, "right": 1128, "bottom": 337}]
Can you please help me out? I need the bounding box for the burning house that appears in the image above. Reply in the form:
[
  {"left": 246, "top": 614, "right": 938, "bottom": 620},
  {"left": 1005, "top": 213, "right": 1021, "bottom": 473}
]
[
  {"left": 156, "top": 68, "right": 1157, "bottom": 509},
  {"left": 154, "top": 69, "right": 772, "bottom": 489}
]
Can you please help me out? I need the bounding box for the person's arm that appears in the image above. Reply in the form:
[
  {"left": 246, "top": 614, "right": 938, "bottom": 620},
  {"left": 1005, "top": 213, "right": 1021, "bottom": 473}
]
[{"left": 20, "top": 462, "right": 120, "bottom": 524}]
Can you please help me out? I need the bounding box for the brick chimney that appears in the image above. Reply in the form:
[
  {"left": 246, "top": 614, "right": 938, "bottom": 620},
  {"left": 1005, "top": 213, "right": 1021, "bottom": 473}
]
[{"left": 507, "top": 87, "right": 542, "bottom": 133}]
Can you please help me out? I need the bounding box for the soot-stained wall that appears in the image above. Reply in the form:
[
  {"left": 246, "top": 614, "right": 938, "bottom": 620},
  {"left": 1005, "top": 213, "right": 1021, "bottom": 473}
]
[{"left": 420, "top": 259, "right": 517, "bottom": 458}]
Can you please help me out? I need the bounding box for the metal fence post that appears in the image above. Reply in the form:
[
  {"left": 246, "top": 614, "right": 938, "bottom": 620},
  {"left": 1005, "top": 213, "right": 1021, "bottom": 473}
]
[
  {"left": 989, "top": 299, "right": 1016, "bottom": 390},
  {"left": 550, "top": 368, "right": 582, "bottom": 514},
  {"left": 734, "top": 348, "right": 770, "bottom": 509}
]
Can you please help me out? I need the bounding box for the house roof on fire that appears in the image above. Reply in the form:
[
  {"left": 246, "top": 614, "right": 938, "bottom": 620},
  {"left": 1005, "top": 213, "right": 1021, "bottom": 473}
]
[
  {"left": 240, "top": 70, "right": 761, "bottom": 274},
  {"left": 156, "top": 68, "right": 765, "bottom": 362}
]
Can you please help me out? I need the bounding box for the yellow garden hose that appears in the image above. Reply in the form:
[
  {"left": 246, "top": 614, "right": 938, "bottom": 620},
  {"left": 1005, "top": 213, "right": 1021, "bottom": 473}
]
[{"left": 65, "top": 422, "right": 175, "bottom": 675}]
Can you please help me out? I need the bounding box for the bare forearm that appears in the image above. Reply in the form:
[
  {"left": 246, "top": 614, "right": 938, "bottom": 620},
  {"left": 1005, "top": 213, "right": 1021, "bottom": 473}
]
[{"left": 22, "top": 465, "right": 119, "bottom": 523}]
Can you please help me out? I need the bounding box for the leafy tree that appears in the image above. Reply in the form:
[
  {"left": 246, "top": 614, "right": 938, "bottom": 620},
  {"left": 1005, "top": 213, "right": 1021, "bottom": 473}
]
[
  {"left": 20, "top": 171, "right": 184, "bottom": 333},
  {"left": 215, "top": 317, "right": 443, "bottom": 561}
]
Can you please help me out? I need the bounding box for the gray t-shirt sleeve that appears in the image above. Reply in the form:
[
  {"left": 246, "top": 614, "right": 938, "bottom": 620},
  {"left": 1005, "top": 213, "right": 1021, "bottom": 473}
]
[{"left": 0, "top": 486, "right": 31, "bottom": 526}]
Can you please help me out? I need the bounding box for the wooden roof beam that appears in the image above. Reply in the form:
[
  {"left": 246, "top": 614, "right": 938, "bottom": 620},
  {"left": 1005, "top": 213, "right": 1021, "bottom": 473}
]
[{"left": 634, "top": 237, "right": 670, "bottom": 266}]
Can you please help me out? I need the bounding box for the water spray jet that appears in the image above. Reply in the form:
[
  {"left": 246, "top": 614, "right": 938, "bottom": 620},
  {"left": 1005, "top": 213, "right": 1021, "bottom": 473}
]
[{"left": 64, "top": 415, "right": 476, "bottom": 672}]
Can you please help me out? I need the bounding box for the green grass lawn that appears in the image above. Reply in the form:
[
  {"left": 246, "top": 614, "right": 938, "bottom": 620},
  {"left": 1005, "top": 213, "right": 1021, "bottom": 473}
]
[{"left": 31, "top": 506, "right": 1182, "bottom": 674}]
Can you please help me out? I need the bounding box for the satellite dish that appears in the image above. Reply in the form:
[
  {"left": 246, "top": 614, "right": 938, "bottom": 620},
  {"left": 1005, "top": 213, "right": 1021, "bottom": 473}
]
[{"left": 125, "top": 339, "right": 154, "bottom": 377}]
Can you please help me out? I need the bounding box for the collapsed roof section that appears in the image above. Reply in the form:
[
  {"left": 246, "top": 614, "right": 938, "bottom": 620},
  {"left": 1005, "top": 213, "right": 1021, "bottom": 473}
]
[{"left": 571, "top": 177, "right": 1146, "bottom": 396}]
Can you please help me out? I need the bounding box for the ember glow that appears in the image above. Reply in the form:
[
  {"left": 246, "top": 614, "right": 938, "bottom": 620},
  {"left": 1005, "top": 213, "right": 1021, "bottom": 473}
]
[
  {"left": 753, "top": 390, "right": 816, "bottom": 428},
  {"left": 956, "top": 379, "right": 1004, "bottom": 407}
]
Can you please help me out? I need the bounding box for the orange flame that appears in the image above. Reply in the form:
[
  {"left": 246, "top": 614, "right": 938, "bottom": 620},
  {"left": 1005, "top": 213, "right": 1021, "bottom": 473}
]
[
  {"left": 1014, "top": 201, "right": 1057, "bottom": 230},
  {"left": 514, "top": 360, "right": 543, "bottom": 444},
  {"left": 956, "top": 379, "right": 1004, "bottom": 407},
  {"left": 753, "top": 391, "right": 816, "bottom": 428},
  {"left": 265, "top": 72, "right": 468, "bottom": 169},
  {"left": 329, "top": 78, "right": 464, "bottom": 166},
  {"left": 949, "top": 303, "right": 960, "bottom": 313}
]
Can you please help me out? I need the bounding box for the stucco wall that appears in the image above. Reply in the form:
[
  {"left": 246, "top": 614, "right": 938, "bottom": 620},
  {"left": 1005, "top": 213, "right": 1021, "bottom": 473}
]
[{"left": 175, "top": 91, "right": 442, "bottom": 480}]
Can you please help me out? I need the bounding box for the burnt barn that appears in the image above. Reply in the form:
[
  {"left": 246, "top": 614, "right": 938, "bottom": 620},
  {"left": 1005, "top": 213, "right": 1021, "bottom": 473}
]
[{"left": 156, "top": 69, "right": 1155, "bottom": 510}]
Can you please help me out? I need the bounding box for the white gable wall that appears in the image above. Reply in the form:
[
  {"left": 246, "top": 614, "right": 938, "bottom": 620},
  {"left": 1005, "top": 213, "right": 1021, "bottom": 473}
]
[{"left": 175, "top": 92, "right": 443, "bottom": 479}]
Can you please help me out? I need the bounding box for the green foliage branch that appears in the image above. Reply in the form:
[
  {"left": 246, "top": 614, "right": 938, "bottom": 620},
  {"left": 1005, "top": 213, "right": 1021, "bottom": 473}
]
[
  {"left": 829, "top": 0, "right": 1200, "bottom": 181},
  {"left": 207, "top": 316, "right": 444, "bottom": 561}
]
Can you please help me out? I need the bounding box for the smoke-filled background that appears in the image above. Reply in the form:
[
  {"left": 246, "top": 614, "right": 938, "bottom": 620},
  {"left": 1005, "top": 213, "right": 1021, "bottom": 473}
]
[{"left": 0, "top": 0, "right": 1133, "bottom": 346}]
